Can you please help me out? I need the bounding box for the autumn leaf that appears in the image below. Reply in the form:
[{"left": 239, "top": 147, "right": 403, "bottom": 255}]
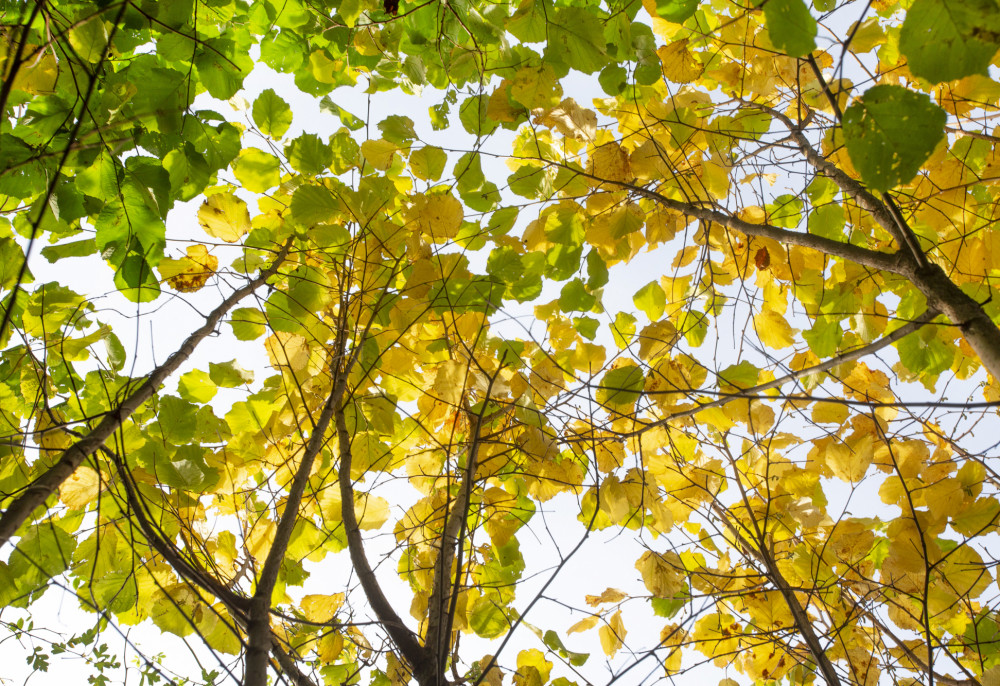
[
  {"left": 158, "top": 245, "right": 219, "bottom": 292},
  {"left": 198, "top": 194, "right": 252, "bottom": 243}
]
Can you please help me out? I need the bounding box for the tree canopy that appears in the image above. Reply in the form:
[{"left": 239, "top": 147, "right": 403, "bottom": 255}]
[{"left": 3, "top": 0, "right": 1000, "bottom": 684}]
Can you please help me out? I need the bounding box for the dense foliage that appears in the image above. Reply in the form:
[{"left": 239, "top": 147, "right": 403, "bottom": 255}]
[{"left": 3, "top": 0, "right": 1000, "bottom": 684}]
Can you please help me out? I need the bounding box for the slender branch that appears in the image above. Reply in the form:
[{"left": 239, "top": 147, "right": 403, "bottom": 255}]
[
  {"left": 621, "top": 307, "right": 941, "bottom": 438},
  {"left": 713, "top": 502, "right": 843, "bottom": 686},
  {"left": 244, "top": 374, "right": 344, "bottom": 686},
  {"left": 101, "top": 442, "right": 246, "bottom": 612},
  {"left": 0, "top": 0, "right": 129, "bottom": 345},
  {"left": 423, "top": 414, "right": 480, "bottom": 684},
  {"left": 424, "top": 365, "right": 507, "bottom": 683},
  {"left": 271, "top": 644, "right": 322, "bottom": 686},
  {"left": 765, "top": 103, "right": 1000, "bottom": 381},
  {"left": 336, "top": 400, "right": 431, "bottom": 685},
  {"left": 561, "top": 163, "right": 908, "bottom": 276},
  {"left": 100, "top": 440, "right": 321, "bottom": 686},
  {"left": 867, "top": 605, "right": 980, "bottom": 686},
  {"left": 0, "top": 242, "right": 290, "bottom": 548}
]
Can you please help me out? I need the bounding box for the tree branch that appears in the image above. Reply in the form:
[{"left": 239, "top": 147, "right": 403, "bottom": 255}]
[
  {"left": 244, "top": 374, "right": 344, "bottom": 686},
  {"left": 567, "top": 167, "right": 908, "bottom": 276},
  {"left": 712, "top": 501, "right": 843, "bottom": 686},
  {"left": 424, "top": 381, "right": 507, "bottom": 684},
  {"left": 621, "top": 307, "right": 941, "bottom": 438},
  {"left": 336, "top": 399, "right": 431, "bottom": 685},
  {"left": 0, "top": 242, "right": 291, "bottom": 549}
]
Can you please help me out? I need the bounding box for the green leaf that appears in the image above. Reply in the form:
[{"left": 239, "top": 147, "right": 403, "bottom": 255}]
[
  {"left": 899, "top": 0, "right": 1000, "bottom": 83},
  {"left": 40, "top": 239, "right": 96, "bottom": 263},
  {"left": 802, "top": 317, "right": 843, "bottom": 358},
  {"left": 597, "top": 364, "right": 645, "bottom": 410},
  {"left": 378, "top": 115, "right": 417, "bottom": 145},
  {"left": 319, "top": 97, "right": 366, "bottom": 130},
  {"left": 843, "top": 85, "right": 946, "bottom": 192},
  {"left": 717, "top": 361, "right": 759, "bottom": 391},
  {"left": 546, "top": 7, "right": 608, "bottom": 74},
  {"left": 209, "top": 360, "right": 254, "bottom": 387},
  {"left": 459, "top": 94, "right": 499, "bottom": 136},
  {"left": 252, "top": 89, "right": 293, "bottom": 139},
  {"left": 410, "top": 146, "right": 448, "bottom": 181},
  {"left": 195, "top": 40, "right": 252, "bottom": 100},
  {"left": 573, "top": 316, "right": 600, "bottom": 340},
  {"left": 633, "top": 281, "right": 666, "bottom": 321},
  {"left": 114, "top": 255, "right": 161, "bottom": 303},
  {"left": 611, "top": 312, "right": 637, "bottom": 348},
  {"left": 768, "top": 194, "right": 803, "bottom": 229},
  {"left": 807, "top": 205, "right": 845, "bottom": 240},
  {"left": 586, "top": 250, "right": 609, "bottom": 290},
  {"left": 160, "top": 445, "right": 219, "bottom": 492},
  {"left": 559, "top": 279, "right": 596, "bottom": 312},
  {"left": 178, "top": 370, "right": 218, "bottom": 404},
  {"left": 655, "top": 0, "right": 698, "bottom": 23},
  {"left": 0, "top": 238, "right": 28, "bottom": 289},
  {"left": 229, "top": 307, "right": 267, "bottom": 340},
  {"left": 68, "top": 16, "right": 109, "bottom": 63},
  {"left": 291, "top": 184, "right": 340, "bottom": 227},
  {"left": 156, "top": 395, "right": 197, "bottom": 444},
  {"left": 428, "top": 276, "right": 504, "bottom": 314},
  {"left": 508, "top": 165, "right": 550, "bottom": 199},
  {"left": 286, "top": 134, "right": 333, "bottom": 176},
  {"left": 232, "top": 148, "right": 281, "bottom": 193},
  {"left": 599, "top": 65, "right": 628, "bottom": 95},
  {"left": 763, "top": 0, "right": 817, "bottom": 57},
  {"left": 469, "top": 597, "right": 508, "bottom": 639}
]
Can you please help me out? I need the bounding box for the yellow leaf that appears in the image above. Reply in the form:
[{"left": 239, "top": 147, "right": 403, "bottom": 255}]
[
  {"left": 588, "top": 143, "right": 631, "bottom": 184},
  {"left": 9, "top": 44, "right": 58, "bottom": 94},
  {"left": 982, "top": 665, "right": 1000, "bottom": 686},
  {"left": 408, "top": 192, "right": 464, "bottom": 241},
  {"left": 585, "top": 588, "right": 628, "bottom": 607},
  {"left": 158, "top": 245, "right": 219, "bottom": 293},
  {"left": 515, "top": 648, "right": 552, "bottom": 686},
  {"left": 301, "top": 593, "right": 345, "bottom": 623},
  {"left": 487, "top": 80, "right": 522, "bottom": 123},
  {"left": 361, "top": 139, "right": 398, "bottom": 170},
  {"left": 636, "top": 550, "right": 686, "bottom": 597},
  {"left": 637, "top": 320, "right": 678, "bottom": 361},
  {"left": 317, "top": 633, "right": 344, "bottom": 661},
  {"left": 567, "top": 615, "right": 600, "bottom": 634},
  {"left": 477, "top": 655, "right": 503, "bottom": 686},
  {"left": 247, "top": 519, "right": 276, "bottom": 561},
  {"left": 599, "top": 475, "right": 631, "bottom": 523},
  {"left": 265, "top": 333, "right": 313, "bottom": 373},
  {"left": 534, "top": 98, "right": 597, "bottom": 142},
  {"left": 198, "top": 193, "right": 251, "bottom": 243},
  {"left": 599, "top": 610, "right": 626, "bottom": 657},
  {"left": 811, "top": 401, "right": 849, "bottom": 425},
  {"left": 754, "top": 310, "right": 797, "bottom": 349},
  {"left": 826, "top": 441, "right": 872, "bottom": 483},
  {"left": 34, "top": 411, "right": 72, "bottom": 452},
  {"left": 59, "top": 467, "right": 101, "bottom": 509},
  {"left": 432, "top": 359, "right": 467, "bottom": 406},
  {"left": 355, "top": 494, "right": 390, "bottom": 530},
  {"left": 657, "top": 39, "right": 703, "bottom": 84}
]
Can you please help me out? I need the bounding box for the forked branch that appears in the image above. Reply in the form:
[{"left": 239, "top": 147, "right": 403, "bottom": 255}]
[{"left": 0, "top": 242, "right": 291, "bottom": 548}]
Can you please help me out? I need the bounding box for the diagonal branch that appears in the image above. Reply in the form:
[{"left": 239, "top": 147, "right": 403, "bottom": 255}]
[
  {"left": 0, "top": 242, "right": 291, "bottom": 549},
  {"left": 543, "top": 160, "right": 908, "bottom": 276},
  {"left": 99, "top": 438, "right": 321, "bottom": 686},
  {"left": 712, "top": 500, "right": 843, "bottom": 686},
  {"left": 336, "top": 399, "right": 432, "bottom": 685},
  {"left": 621, "top": 307, "right": 941, "bottom": 438},
  {"left": 244, "top": 373, "right": 345, "bottom": 686},
  {"left": 424, "top": 366, "right": 507, "bottom": 684}
]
